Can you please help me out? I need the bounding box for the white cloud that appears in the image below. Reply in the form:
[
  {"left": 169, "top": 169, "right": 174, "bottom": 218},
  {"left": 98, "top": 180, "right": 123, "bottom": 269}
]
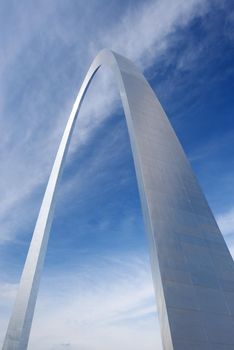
[
  {"left": 0, "top": 282, "right": 18, "bottom": 344},
  {"left": 95, "top": 0, "right": 209, "bottom": 69},
  {"left": 0, "top": 0, "right": 211, "bottom": 244},
  {"left": 0, "top": 253, "right": 161, "bottom": 350},
  {"left": 217, "top": 207, "right": 234, "bottom": 237},
  {"left": 0, "top": 282, "right": 17, "bottom": 301},
  {"left": 217, "top": 208, "right": 234, "bottom": 258}
]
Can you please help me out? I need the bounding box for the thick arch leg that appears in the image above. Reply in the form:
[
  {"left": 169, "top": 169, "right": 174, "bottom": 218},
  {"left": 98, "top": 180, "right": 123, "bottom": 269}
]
[{"left": 2, "top": 49, "right": 234, "bottom": 350}]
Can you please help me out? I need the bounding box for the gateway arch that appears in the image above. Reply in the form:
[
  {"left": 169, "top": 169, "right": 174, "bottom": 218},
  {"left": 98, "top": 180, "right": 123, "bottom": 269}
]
[{"left": 3, "top": 49, "right": 234, "bottom": 350}]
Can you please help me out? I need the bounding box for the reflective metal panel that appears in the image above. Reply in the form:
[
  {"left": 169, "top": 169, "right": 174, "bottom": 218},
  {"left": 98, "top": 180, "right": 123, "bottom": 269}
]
[{"left": 2, "top": 49, "right": 234, "bottom": 350}]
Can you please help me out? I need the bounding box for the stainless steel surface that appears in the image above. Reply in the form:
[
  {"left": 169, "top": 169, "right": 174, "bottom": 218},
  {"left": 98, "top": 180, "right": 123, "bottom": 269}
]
[{"left": 2, "top": 49, "right": 234, "bottom": 350}]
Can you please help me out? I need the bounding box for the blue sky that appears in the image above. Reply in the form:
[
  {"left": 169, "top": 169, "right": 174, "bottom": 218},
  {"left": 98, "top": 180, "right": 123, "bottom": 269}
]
[{"left": 0, "top": 0, "right": 234, "bottom": 349}]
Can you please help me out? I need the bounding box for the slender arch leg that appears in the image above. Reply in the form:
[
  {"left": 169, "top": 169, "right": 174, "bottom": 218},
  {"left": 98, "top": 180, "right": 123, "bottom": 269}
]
[{"left": 3, "top": 49, "right": 234, "bottom": 350}]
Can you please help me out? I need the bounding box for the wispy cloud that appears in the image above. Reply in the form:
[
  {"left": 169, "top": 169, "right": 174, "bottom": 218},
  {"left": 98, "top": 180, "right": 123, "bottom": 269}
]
[
  {"left": 217, "top": 207, "right": 234, "bottom": 258},
  {"left": 0, "top": 253, "right": 160, "bottom": 350},
  {"left": 217, "top": 208, "right": 234, "bottom": 236},
  {"left": 0, "top": 282, "right": 18, "bottom": 343},
  {"left": 0, "top": 0, "right": 211, "bottom": 244},
  {"left": 95, "top": 0, "right": 209, "bottom": 68},
  {"left": 0, "top": 282, "right": 17, "bottom": 301}
]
